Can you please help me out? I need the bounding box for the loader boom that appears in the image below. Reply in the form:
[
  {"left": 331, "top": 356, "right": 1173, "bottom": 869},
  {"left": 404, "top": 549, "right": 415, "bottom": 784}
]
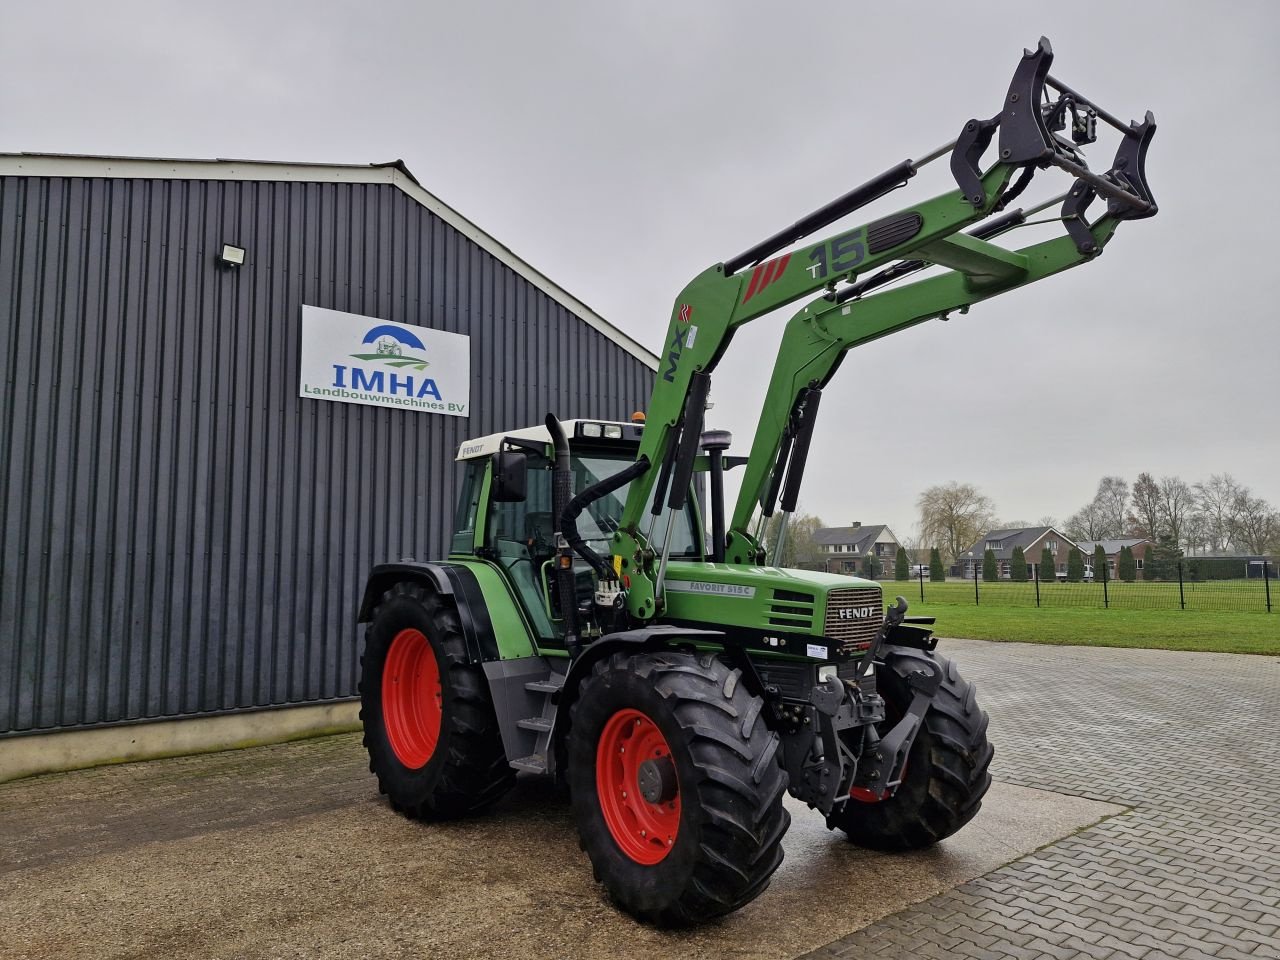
[{"left": 601, "top": 37, "right": 1156, "bottom": 621}]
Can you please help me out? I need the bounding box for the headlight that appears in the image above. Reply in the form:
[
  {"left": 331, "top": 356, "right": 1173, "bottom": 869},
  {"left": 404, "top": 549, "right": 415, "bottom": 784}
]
[{"left": 816, "top": 665, "right": 838, "bottom": 684}]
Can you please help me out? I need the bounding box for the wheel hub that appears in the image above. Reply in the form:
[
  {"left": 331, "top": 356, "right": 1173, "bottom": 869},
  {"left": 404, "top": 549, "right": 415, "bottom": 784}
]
[{"left": 637, "top": 756, "right": 678, "bottom": 804}]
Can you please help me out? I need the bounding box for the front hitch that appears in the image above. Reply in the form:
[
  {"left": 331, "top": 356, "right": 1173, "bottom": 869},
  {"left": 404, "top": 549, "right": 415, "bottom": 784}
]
[{"left": 849, "top": 646, "right": 944, "bottom": 799}]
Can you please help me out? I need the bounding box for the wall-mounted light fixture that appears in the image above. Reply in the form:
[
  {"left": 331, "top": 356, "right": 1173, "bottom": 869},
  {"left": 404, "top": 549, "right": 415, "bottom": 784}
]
[{"left": 217, "top": 243, "right": 246, "bottom": 269}]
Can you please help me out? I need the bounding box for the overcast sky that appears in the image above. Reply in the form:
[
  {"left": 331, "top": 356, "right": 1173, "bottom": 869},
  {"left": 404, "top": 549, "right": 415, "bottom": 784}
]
[{"left": 3, "top": 1, "right": 1277, "bottom": 540}]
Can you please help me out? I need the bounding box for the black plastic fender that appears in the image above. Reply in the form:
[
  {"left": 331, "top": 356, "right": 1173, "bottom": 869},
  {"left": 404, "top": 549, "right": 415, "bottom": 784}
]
[
  {"left": 546, "top": 625, "right": 725, "bottom": 777},
  {"left": 357, "top": 561, "right": 500, "bottom": 662}
]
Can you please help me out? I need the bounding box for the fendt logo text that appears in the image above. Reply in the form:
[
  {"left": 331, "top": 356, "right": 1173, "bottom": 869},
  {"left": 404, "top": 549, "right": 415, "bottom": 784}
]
[{"left": 837, "top": 606, "right": 877, "bottom": 620}]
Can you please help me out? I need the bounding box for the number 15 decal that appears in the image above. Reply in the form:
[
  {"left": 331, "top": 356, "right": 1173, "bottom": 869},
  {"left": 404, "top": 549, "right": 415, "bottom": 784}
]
[{"left": 807, "top": 228, "right": 866, "bottom": 280}]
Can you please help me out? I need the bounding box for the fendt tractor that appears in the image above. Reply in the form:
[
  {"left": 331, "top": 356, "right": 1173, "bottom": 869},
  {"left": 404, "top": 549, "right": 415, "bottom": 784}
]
[{"left": 357, "top": 39, "right": 1158, "bottom": 925}]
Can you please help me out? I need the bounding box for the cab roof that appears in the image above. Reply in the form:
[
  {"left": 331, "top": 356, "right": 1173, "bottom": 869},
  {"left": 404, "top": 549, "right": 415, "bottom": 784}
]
[{"left": 456, "top": 419, "right": 642, "bottom": 460}]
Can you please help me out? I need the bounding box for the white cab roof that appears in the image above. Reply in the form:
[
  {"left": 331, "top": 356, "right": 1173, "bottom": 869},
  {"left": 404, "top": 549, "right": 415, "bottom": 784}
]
[{"left": 457, "top": 420, "right": 637, "bottom": 460}]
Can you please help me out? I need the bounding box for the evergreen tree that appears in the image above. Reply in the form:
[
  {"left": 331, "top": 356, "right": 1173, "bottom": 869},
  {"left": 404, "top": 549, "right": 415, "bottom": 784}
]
[
  {"left": 860, "top": 553, "right": 880, "bottom": 578},
  {"left": 1039, "top": 546, "right": 1056, "bottom": 582},
  {"left": 1118, "top": 544, "right": 1136, "bottom": 581},
  {"left": 1067, "top": 546, "right": 1085, "bottom": 582},
  {"left": 1094, "top": 543, "right": 1108, "bottom": 582},
  {"left": 929, "top": 547, "right": 945, "bottom": 582},
  {"left": 1145, "top": 536, "right": 1183, "bottom": 581},
  {"left": 1010, "top": 545, "right": 1028, "bottom": 582},
  {"left": 982, "top": 548, "right": 998, "bottom": 581},
  {"left": 894, "top": 546, "right": 909, "bottom": 581}
]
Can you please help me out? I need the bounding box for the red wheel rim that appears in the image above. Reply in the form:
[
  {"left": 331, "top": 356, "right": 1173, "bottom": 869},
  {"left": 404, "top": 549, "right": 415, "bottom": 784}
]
[
  {"left": 382, "top": 628, "right": 442, "bottom": 769},
  {"left": 596, "top": 708, "right": 681, "bottom": 865}
]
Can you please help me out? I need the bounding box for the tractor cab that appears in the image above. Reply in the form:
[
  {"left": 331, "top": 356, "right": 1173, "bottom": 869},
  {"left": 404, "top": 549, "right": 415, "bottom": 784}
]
[{"left": 450, "top": 419, "right": 702, "bottom": 649}]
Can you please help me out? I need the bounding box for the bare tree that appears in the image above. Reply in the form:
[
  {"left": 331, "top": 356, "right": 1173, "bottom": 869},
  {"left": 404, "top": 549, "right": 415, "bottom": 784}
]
[
  {"left": 765, "top": 512, "right": 827, "bottom": 569},
  {"left": 917, "top": 482, "right": 997, "bottom": 564},
  {"left": 1128, "top": 472, "right": 1162, "bottom": 540},
  {"left": 1157, "top": 476, "right": 1195, "bottom": 551},
  {"left": 1194, "top": 474, "right": 1243, "bottom": 552},
  {"left": 1065, "top": 477, "right": 1128, "bottom": 542},
  {"left": 1064, "top": 501, "right": 1106, "bottom": 541},
  {"left": 1230, "top": 494, "right": 1279, "bottom": 555},
  {"left": 1094, "top": 476, "right": 1129, "bottom": 538}
]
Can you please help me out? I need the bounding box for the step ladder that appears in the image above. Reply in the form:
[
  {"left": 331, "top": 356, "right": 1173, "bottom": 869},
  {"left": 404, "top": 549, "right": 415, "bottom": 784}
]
[{"left": 508, "top": 671, "right": 564, "bottom": 775}]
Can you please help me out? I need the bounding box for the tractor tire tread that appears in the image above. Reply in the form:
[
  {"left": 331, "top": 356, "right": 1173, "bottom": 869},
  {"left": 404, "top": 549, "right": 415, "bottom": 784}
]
[
  {"left": 827, "top": 651, "right": 993, "bottom": 851},
  {"left": 360, "top": 581, "right": 515, "bottom": 820},
  {"left": 568, "top": 650, "right": 790, "bottom": 926}
]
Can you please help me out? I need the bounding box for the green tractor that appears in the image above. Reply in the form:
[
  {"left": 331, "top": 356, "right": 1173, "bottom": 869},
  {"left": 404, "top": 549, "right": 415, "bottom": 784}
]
[{"left": 357, "top": 38, "right": 1157, "bottom": 925}]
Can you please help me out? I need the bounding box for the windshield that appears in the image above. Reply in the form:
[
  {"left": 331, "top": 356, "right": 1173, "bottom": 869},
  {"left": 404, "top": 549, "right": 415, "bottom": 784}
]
[
  {"left": 574, "top": 453, "right": 701, "bottom": 558},
  {"left": 483, "top": 449, "right": 702, "bottom": 561}
]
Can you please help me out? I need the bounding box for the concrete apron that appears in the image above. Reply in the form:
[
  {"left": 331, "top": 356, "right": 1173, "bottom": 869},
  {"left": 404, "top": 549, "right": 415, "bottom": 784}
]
[
  {"left": 0, "top": 702, "right": 361, "bottom": 783},
  {"left": 0, "top": 733, "right": 1123, "bottom": 960}
]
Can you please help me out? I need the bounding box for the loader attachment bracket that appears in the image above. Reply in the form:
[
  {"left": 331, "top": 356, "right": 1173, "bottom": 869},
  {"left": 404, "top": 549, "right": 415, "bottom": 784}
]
[{"left": 949, "top": 36, "right": 1157, "bottom": 221}]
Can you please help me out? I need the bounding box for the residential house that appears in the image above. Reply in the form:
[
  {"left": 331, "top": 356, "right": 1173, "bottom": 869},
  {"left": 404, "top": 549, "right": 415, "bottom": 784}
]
[
  {"left": 814, "top": 523, "right": 901, "bottom": 576},
  {"left": 957, "top": 526, "right": 1079, "bottom": 580},
  {"left": 1075, "top": 538, "right": 1152, "bottom": 580}
]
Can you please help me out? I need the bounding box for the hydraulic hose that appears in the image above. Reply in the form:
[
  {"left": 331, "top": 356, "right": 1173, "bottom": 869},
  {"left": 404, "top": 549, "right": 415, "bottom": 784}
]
[
  {"left": 545, "top": 415, "right": 581, "bottom": 653},
  {"left": 560, "top": 456, "right": 651, "bottom": 579}
]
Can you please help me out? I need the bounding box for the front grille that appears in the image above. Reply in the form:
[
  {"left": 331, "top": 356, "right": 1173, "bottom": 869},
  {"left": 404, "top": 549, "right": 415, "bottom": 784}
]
[
  {"left": 824, "top": 587, "right": 882, "bottom": 655},
  {"left": 767, "top": 589, "right": 815, "bottom": 630}
]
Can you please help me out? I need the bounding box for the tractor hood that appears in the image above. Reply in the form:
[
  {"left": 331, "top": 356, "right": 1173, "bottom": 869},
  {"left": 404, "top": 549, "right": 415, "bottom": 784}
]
[{"left": 661, "top": 563, "right": 884, "bottom": 661}]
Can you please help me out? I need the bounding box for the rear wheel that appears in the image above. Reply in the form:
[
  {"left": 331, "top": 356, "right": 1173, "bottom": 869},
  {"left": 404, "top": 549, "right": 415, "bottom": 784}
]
[
  {"left": 360, "top": 581, "right": 515, "bottom": 818},
  {"left": 567, "top": 651, "right": 790, "bottom": 926},
  {"left": 828, "top": 652, "right": 993, "bottom": 850}
]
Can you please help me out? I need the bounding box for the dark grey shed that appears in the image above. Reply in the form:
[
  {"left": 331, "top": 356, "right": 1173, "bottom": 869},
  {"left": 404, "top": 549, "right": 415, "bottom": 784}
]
[{"left": 0, "top": 153, "right": 658, "bottom": 737}]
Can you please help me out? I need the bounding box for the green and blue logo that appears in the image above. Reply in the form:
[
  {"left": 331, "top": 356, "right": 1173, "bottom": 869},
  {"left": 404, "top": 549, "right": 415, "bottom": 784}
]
[
  {"left": 348, "top": 323, "right": 431, "bottom": 370},
  {"left": 331, "top": 324, "right": 443, "bottom": 400}
]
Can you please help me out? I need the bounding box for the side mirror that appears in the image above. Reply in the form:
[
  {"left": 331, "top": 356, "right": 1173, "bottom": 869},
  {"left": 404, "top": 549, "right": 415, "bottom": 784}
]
[{"left": 491, "top": 450, "right": 527, "bottom": 503}]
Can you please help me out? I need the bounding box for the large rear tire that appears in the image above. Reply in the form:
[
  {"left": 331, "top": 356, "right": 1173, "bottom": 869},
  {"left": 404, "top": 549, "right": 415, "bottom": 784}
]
[
  {"left": 567, "top": 651, "right": 790, "bottom": 926},
  {"left": 828, "top": 652, "right": 993, "bottom": 850},
  {"left": 360, "top": 581, "right": 515, "bottom": 819}
]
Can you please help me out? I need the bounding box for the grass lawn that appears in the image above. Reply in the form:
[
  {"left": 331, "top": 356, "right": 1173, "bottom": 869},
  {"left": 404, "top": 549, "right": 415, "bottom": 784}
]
[
  {"left": 880, "top": 577, "right": 1273, "bottom": 613},
  {"left": 900, "top": 604, "right": 1278, "bottom": 656}
]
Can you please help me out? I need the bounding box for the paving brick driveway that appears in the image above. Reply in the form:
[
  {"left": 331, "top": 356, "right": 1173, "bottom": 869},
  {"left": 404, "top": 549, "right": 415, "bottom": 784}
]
[{"left": 805, "top": 638, "right": 1280, "bottom": 960}]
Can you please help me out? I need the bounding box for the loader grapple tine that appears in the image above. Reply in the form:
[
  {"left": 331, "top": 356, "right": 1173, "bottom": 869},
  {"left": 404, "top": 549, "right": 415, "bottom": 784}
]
[
  {"left": 1107, "top": 111, "right": 1158, "bottom": 220},
  {"left": 998, "top": 36, "right": 1056, "bottom": 165}
]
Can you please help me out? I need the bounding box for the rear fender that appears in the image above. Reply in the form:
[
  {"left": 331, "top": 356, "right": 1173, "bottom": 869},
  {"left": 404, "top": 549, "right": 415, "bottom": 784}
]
[{"left": 359, "top": 561, "right": 536, "bottom": 663}]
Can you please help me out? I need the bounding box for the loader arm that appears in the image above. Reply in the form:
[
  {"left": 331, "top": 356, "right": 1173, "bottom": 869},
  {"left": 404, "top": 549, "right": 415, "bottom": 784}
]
[
  {"left": 593, "top": 37, "right": 1157, "bottom": 623},
  {"left": 724, "top": 210, "right": 1123, "bottom": 563}
]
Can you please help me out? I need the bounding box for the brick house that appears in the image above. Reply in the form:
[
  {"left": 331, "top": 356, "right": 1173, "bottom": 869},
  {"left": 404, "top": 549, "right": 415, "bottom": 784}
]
[
  {"left": 1075, "top": 538, "right": 1152, "bottom": 580},
  {"left": 813, "top": 523, "right": 901, "bottom": 576},
  {"left": 957, "top": 526, "right": 1079, "bottom": 579}
]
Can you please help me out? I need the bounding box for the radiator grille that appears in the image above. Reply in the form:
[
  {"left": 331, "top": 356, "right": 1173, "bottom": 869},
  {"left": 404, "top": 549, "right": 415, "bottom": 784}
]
[
  {"left": 767, "top": 589, "right": 815, "bottom": 630},
  {"left": 824, "top": 587, "right": 883, "bottom": 655}
]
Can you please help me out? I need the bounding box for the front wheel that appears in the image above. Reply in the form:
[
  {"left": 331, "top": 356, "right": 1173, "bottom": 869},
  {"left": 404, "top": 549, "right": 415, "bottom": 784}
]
[
  {"left": 827, "top": 652, "right": 993, "bottom": 850},
  {"left": 567, "top": 651, "right": 790, "bottom": 926}
]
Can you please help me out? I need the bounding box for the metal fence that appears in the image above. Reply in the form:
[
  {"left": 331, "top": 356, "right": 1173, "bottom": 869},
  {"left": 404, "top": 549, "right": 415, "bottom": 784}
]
[{"left": 886, "top": 561, "right": 1274, "bottom": 613}]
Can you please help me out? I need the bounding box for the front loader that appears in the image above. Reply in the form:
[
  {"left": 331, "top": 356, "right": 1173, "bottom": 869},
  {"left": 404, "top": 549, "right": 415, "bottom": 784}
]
[{"left": 356, "top": 38, "right": 1159, "bottom": 925}]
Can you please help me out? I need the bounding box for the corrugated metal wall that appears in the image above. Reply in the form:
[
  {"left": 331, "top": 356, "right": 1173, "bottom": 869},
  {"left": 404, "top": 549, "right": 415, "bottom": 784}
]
[{"left": 0, "top": 174, "right": 655, "bottom": 735}]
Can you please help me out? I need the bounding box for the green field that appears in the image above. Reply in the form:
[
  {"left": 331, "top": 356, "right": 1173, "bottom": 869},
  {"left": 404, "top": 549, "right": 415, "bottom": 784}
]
[
  {"left": 879, "top": 593, "right": 1278, "bottom": 656},
  {"left": 880, "top": 577, "right": 1273, "bottom": 613},
  {"left": 873, "top": 576, "right": 1277, "bottom": 654}
]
